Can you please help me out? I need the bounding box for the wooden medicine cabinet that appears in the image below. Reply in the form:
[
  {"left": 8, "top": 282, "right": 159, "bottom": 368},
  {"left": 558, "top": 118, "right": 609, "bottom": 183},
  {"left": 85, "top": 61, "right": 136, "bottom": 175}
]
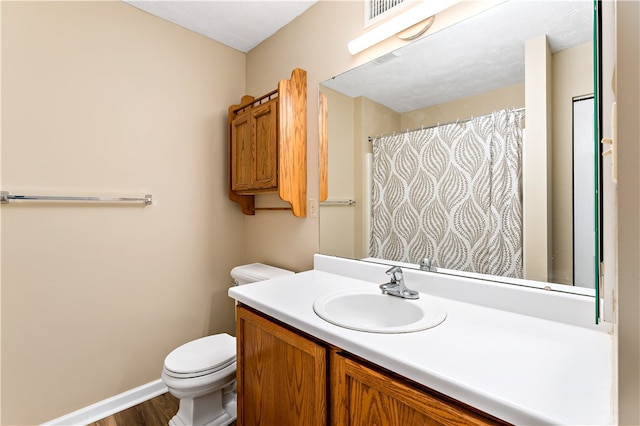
[{"left": 228, "top": 68, "right": 307, "bottom": 218}]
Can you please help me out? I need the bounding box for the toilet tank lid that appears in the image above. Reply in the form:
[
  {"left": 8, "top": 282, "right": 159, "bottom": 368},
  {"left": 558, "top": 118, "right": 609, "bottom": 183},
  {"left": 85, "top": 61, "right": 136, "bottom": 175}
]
[{"left": 231, "top": 263, "right": 294, "bottom": 284}]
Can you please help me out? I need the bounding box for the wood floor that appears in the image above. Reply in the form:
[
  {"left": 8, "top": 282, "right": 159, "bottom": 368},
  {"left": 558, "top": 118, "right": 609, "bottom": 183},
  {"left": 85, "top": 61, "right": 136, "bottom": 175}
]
[
  {"left": 87, "top": 392, "right": 179, "bottom": 426},
  {"left": 88, "top": 391, "right": 237, "bottom": 426}
]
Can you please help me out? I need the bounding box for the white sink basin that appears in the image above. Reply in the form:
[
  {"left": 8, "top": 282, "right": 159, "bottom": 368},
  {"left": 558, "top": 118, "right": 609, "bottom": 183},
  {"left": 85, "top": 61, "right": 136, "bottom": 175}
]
[{"left": 313, "top": 288, "right": 446, "bottom": 333}]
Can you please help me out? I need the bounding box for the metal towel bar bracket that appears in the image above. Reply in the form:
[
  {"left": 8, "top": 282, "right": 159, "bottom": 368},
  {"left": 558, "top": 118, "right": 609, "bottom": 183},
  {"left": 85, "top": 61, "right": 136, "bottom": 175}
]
[{"left": 0, "top": 191, "right": 153, "bottom": 205}]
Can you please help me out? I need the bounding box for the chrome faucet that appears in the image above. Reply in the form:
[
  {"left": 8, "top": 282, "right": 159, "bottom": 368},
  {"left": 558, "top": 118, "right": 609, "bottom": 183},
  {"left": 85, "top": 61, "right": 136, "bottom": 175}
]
[
  {"left": 379, "top": 266, "right": 419, "bottom": 299},
  {"left": 419, "top": 257, "right": 436, "bottom": 272}
]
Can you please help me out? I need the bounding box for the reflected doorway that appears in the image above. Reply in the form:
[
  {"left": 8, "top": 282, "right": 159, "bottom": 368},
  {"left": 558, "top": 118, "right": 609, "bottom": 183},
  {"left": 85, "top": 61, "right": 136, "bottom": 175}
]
[{"left": 573, "top": 96, "right": 595, "bottom": 288}]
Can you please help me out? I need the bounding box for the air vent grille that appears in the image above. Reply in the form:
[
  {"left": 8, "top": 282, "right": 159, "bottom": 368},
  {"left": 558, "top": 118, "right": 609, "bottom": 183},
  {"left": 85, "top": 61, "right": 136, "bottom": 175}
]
[{"left": 367, "top": 0, "right": 407, "bottom": 22}]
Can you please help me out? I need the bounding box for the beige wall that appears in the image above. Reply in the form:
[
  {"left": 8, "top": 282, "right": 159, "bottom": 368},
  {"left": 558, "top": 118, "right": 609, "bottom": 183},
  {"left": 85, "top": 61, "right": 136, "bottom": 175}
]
[
  {"left": 523, "top": 35, "right": 553, "bottom": 282},
  {"left": 319, "top": 86, "right": 356, "bottom": 258},
  {"left": 242, "top": 0, "right": 363, "bottom": 272},
  {"left": 616, "top": 2, "right": 640, "bottom": 423},
  {"left": 1, "top": 2, "right": 246, "bottom": 424},
  {"left": 401, "top": 83, "right": 525, "bottom": 129}
]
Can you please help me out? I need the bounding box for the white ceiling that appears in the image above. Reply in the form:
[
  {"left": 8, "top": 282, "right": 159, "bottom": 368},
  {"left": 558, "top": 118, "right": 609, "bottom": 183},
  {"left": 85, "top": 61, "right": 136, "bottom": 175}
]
[
  {"left": 123, "top": 0, "right": 593, "bottom": 113},
  {"left": 123, "top": 0, "right": 318, "bottom": 53}
]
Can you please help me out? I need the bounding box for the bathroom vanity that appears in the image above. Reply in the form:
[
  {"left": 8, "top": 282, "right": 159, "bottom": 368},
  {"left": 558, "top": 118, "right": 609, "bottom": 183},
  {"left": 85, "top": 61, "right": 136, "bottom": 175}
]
[
  {"left": 237, "top": 305, "right": 503, "bottom": 425},
  {"left": 229, "top": 255, "right": 614, "bottom": 425}
]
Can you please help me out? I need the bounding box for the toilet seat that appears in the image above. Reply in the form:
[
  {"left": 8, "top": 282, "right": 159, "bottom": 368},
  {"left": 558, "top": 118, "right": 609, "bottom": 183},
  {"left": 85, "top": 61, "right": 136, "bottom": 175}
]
[{"left": 164, "top": 334, "right": 236, "bottom": 379}]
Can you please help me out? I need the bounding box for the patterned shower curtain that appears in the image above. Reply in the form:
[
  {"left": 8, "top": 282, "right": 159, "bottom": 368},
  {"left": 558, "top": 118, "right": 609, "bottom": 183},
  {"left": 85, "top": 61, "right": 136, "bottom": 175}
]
[{"left": 370, "top": 108, "right": 524, "bottom": 278}]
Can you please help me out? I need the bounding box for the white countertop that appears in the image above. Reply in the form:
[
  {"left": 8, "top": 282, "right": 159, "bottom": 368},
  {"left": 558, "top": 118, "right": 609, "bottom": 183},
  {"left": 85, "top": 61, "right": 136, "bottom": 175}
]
[{"left": 228, "top": 257, "right": 614, "bottom": 425}]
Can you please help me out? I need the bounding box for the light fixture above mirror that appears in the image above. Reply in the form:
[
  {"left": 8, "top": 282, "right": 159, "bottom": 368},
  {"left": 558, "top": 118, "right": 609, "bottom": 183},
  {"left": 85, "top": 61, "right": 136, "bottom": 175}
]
[{"left": 347, "top": 0, "right": 461, "bottom": 55}]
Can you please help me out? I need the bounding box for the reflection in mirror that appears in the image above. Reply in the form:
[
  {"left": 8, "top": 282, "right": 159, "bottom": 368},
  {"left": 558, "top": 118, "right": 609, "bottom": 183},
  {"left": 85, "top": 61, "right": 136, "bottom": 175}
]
[{"left": 319, "top": 0, "right": 597, "bottom": 293}]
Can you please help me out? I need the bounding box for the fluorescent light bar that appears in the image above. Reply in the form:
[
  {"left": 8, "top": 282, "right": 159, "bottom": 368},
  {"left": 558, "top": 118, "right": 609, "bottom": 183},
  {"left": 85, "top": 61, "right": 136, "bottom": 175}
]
[{"left": 348, "top": 0, "right": 460, "bottom": 55}]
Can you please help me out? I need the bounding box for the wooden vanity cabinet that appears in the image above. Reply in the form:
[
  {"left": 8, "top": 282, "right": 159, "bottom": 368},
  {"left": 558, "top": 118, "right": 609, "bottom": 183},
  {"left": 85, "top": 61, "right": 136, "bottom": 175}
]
[
  {"left": 236, "top": 305, "right": 507, "bottom": 426},
  {"left": 235, "top": 305, "right": 327, "bottom": 426},
  {"left": 330, "top": 351, "right": 504, "bottom": 426}
]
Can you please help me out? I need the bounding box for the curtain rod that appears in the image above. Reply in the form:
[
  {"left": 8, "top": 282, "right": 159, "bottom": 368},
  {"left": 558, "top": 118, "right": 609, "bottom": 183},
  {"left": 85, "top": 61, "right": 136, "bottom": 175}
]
[{"left": 367, "top": 107, "right": 525, "bottom": 142}]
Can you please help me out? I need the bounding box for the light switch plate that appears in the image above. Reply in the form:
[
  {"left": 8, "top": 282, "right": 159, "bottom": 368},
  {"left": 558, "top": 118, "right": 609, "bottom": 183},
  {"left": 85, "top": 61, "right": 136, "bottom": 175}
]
[{"left": 308, "top": 198, "right": 318, "bottom": 218}]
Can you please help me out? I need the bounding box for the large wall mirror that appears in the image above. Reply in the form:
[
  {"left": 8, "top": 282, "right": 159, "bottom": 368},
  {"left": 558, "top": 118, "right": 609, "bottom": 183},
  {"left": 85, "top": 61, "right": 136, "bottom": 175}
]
[{"left": 319, "top": 0, "right": 600, "bottom": 297}]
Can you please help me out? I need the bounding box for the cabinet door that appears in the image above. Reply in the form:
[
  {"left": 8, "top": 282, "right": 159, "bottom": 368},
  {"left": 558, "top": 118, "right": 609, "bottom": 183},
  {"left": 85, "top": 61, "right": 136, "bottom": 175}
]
[
  {"left": 236, "top": 306, "right": 327, "bottom": 426},
  {"left": 331, "top": 352, "right": 505, "bottom": 426},
  {"left": 251, "top": 99, "right": 278, "bottom": 190},
  {"left": 230, "top": 100, "right": 278, "bottom": 193},
  {"left": 231, "top": 110, "right": 253, "bottom": 192}
]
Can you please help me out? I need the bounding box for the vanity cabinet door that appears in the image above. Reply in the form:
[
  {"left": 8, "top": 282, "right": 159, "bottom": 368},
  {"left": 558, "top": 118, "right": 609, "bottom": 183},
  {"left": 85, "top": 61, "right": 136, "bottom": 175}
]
[
  {"left": 236, "top": 306, "right": 327, "bottom": 426},
  {"left": 330, "top": 351, "right": 506, "bottom": 426}
]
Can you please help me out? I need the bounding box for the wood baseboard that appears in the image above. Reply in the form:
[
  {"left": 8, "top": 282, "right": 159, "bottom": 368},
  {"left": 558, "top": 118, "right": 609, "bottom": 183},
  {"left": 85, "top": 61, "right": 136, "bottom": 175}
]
[{"left": 43, "top": 379, "right": 168, "bottom": 426}]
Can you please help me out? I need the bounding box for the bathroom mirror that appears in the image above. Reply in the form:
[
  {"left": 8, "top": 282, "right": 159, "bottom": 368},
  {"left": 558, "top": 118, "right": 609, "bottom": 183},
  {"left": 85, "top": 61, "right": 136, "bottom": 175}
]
[{"left": 319, "top": 0, "right": 599, "bottom": 294}]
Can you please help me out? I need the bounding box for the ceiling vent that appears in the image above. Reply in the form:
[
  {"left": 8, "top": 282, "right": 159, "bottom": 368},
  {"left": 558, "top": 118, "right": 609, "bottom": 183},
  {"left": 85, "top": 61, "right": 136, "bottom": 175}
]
[{"left": 365, "top": 0, "right": 408, "bottom": 26}]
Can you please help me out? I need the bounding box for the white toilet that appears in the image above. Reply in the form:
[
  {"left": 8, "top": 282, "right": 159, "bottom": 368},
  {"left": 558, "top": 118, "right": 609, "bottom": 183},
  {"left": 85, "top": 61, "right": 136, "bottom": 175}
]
[{"left": 161, "top": 263, "right": 294, "bottom": 426}]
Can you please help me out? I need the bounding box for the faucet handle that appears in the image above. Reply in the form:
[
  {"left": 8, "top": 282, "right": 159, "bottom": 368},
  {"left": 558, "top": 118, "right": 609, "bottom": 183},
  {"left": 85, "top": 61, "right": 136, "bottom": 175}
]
[
  {"left": 385, "top": 266, "right": 403, "bottom": 282},
  {"left": 382, "top": 265, "right": 419, "bottom": 299},
  {"left": 420, "top": 257, "right": 436, "bottom": 271}
]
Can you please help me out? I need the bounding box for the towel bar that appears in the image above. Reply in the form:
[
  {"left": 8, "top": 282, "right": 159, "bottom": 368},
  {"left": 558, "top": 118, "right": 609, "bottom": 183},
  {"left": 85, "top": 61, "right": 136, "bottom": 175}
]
[{"left": 0, "top": 191, "right": 153, "bottom": 205}]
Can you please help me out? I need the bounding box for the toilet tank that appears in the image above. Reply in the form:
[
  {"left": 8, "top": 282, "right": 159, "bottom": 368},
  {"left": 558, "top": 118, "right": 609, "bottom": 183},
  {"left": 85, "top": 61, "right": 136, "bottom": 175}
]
[{"left": 230, "top": 263, "right": 294, "bottom": 286}]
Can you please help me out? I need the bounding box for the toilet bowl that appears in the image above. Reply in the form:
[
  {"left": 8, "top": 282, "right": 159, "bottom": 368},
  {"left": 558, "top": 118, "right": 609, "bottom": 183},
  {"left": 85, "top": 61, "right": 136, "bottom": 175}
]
[
  {"left": 161, "top": 263, "right": 294, "bottom": 426},
  {"left": 162, "top": 334, "right": 237, "bottom": 426}
]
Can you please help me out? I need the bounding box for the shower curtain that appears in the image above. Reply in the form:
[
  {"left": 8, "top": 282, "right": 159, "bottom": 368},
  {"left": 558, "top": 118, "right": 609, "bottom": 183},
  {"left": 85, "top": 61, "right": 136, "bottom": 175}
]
[{"left": 370, "top": 108, "right": 524, "bottom": 278}]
